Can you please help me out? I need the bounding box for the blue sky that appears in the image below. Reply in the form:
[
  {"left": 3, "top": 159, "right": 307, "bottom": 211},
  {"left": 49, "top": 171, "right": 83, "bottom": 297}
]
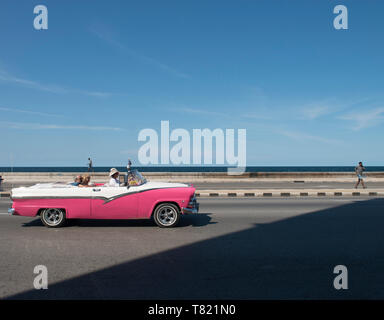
[{"left": 0, "top": 0, "right": 383, "bottom": 167}]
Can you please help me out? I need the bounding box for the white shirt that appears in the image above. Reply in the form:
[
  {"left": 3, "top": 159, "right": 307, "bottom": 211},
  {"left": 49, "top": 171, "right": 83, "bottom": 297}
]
[{"left": 108, "top": 177, "right": 120, "bottom": 187}]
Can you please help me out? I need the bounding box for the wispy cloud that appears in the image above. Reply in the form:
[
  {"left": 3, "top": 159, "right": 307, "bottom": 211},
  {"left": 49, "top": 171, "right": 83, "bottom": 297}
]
[
  {"left": 278, "top": 130, "right": 341, "bottom": 145},
  {"left": 301, "top": 105, "right": 331, "bottom": 120},
  {"left": 0, "top": 106, "right": 63, "bottom": 118},
  {"left": 89, "top": 24, "right": 190, "bottom": 79},
  {"left": 298, "top": 97, "right": 375, "bottom": 121},
  {"left": 297, "top": 99, "right": 349, "bottom": 120},
  {"left": 240, "top": 112, "right": 272, "bottom": 120},
  {"left": 0, "top": 69, "right": 111, "bottom": 97},
  {"left": 79, "top": 90, "right": 110, "bottom": 98},
  {"left": 339, "top": 107, "right": 384, "bottom": 131},
  {"left": 0, "top": 72, "right": 66, "bottom": 94},
  {"left": 1, "top": 121, "right": 124, "bottom": 131},
  {"left": 168, "top": 106, "right": 229, "bottom": 117}
]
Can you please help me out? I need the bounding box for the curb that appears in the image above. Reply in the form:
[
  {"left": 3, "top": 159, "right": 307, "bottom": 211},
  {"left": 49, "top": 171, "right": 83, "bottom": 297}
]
[
  {"left": 1, "top": 190, "right": 382, "bottom": 198},
  {"left": 195, "top": 190, "right": 382, "bottom": 198},
  {"left": 0, "top": 192, "right": 11, "bottom": 198}
]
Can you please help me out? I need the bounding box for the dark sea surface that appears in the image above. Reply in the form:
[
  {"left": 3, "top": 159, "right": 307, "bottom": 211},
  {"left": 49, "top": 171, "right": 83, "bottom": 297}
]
[{"left": 1, "top": 166, "right": 384, "bottom": 173}]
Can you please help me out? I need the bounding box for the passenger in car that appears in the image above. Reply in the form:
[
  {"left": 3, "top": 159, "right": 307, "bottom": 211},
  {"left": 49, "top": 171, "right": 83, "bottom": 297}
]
[
  {"left": 79, "top": 174, "right": 94, "bottom": 187},
  {"left": 70, "top": 175, "right": 83, "bottom": 186},
  {"left": 108, "top": 168, "right": 121, "bottom": 187}
]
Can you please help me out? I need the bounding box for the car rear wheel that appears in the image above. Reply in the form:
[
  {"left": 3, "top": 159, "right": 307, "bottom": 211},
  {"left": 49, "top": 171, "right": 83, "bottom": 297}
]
[
  {"left": 153, "top": 203, "right": 180, "bottom": 228},
  {"left": 40, "top": 208, "right": 66, "bottom": 228}
]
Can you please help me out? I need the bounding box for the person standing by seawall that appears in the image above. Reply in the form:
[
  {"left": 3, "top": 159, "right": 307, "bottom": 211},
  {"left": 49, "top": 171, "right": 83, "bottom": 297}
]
[
  {"left": 87, "top": 158, "right": 93, "bottom": 172},
  {"left": 354, "top": 162, "right": 366, "bottom": 189}
]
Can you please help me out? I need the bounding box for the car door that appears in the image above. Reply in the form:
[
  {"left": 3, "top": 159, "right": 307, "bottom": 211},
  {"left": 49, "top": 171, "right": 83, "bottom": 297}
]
[
  {"left": 61, "top": 187, "right": 92, "bottom": 219},
  {"left": 91, "top": 186, "right": 138, "bottom": 219}
]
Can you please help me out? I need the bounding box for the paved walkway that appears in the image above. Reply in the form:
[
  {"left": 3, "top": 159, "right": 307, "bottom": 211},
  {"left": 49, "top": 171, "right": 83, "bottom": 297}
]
[
  {"left": 2, "top": 188, "right": 382, "bottom": 198},
  {"left": 195, "top": 188, "right": 383, "bottom": 197}
]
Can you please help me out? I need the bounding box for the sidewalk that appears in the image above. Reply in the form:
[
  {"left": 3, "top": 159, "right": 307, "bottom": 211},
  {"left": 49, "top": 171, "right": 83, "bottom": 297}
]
[
  {"left": 1, "top": 188, "right": 382, "bottom": 198},
  {"left": 195, "top": 188, "right": 383, "bottom": 197}
]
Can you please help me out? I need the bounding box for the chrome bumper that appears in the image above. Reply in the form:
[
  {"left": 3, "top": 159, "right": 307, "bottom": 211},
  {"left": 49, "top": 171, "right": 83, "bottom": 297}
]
[
  {"left": 8, "top": 208, "right": 15, "bottom": 215},
  {"left": 181, "top": 198, "right": 199, "bottom": 214}
]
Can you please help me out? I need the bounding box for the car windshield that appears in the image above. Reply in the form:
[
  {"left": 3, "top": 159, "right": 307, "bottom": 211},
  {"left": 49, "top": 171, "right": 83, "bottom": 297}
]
[{"left": 127, "top": 169, "right": 147, "bottom": 186}]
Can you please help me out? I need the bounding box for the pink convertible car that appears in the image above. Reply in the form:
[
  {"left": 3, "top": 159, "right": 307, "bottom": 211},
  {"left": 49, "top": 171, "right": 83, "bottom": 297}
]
[{"left": 8, "top": 169, "right": 199, "bottom": 228}]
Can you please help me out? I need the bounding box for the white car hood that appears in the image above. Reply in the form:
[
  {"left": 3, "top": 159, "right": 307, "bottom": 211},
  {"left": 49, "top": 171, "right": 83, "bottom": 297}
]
[{"left": 141, "top": 181, "right": 189, "bottom": 189}]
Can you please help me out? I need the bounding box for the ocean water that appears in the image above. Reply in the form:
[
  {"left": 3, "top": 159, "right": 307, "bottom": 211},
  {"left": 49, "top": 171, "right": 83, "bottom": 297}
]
[{"left": 1, "top": 166, "right": 384, "bottom": 173}]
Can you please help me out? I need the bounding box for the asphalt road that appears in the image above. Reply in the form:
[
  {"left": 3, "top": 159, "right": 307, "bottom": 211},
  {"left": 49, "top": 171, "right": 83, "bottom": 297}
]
[{"left": 1, "top": 197, "right": 383, "bottom": 299}]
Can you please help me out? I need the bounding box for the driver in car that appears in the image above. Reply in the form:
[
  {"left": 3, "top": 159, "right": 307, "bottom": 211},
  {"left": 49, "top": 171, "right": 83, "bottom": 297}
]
[{"left": 108, "top": 168, "right": 121, "bottom": 187}]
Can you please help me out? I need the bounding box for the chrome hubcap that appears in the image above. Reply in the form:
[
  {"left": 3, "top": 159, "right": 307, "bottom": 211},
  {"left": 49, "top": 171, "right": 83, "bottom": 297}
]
[
  {"left": 43, "top": 208, "right": 63, "bottom": 226},
  {"left": 158, "top": 206, "right": 177, "bottom": 225}
]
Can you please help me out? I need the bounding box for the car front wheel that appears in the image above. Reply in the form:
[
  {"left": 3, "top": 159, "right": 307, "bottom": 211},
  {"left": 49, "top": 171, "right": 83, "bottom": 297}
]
[
  {"left": 40, "top": 208, "right": 67, "bottom": 228},
  {"left": 153, "top": 203, "right": 180, "bottom": 228}
]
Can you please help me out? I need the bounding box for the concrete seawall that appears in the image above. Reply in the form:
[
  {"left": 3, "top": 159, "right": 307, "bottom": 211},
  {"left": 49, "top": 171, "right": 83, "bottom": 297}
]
[
  {"left": 2, "top": 171, "right": 384, "bottom": 183},
  {"left": 1, "top": 172, "right": 383, "bottom": 198}
]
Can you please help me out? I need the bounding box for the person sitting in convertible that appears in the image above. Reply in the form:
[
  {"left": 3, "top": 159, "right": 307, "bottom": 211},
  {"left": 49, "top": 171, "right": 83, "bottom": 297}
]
[
  {"left": 70, "top": 175, "right": 83, "bottom": 186},
  {"left": 108, "top": 168, "right": 121, "bottom": 187},
  {"left": 79, "top": 174, "right": 94, "bottom": 187}
]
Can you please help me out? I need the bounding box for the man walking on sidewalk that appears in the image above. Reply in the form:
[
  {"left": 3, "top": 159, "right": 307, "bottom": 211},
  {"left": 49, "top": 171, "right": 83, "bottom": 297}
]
[{"left": 354, "top": 161, "right": 366, "bottom": 189}]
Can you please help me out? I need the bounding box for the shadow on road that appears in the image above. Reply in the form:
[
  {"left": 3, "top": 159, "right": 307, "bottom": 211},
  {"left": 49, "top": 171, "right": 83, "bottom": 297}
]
[
  {"left": 21, "top": 213, "right": 215, "bottom": 228},
  {"left": 8, "top": 199, "right": 384, "bottom": 299}
]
